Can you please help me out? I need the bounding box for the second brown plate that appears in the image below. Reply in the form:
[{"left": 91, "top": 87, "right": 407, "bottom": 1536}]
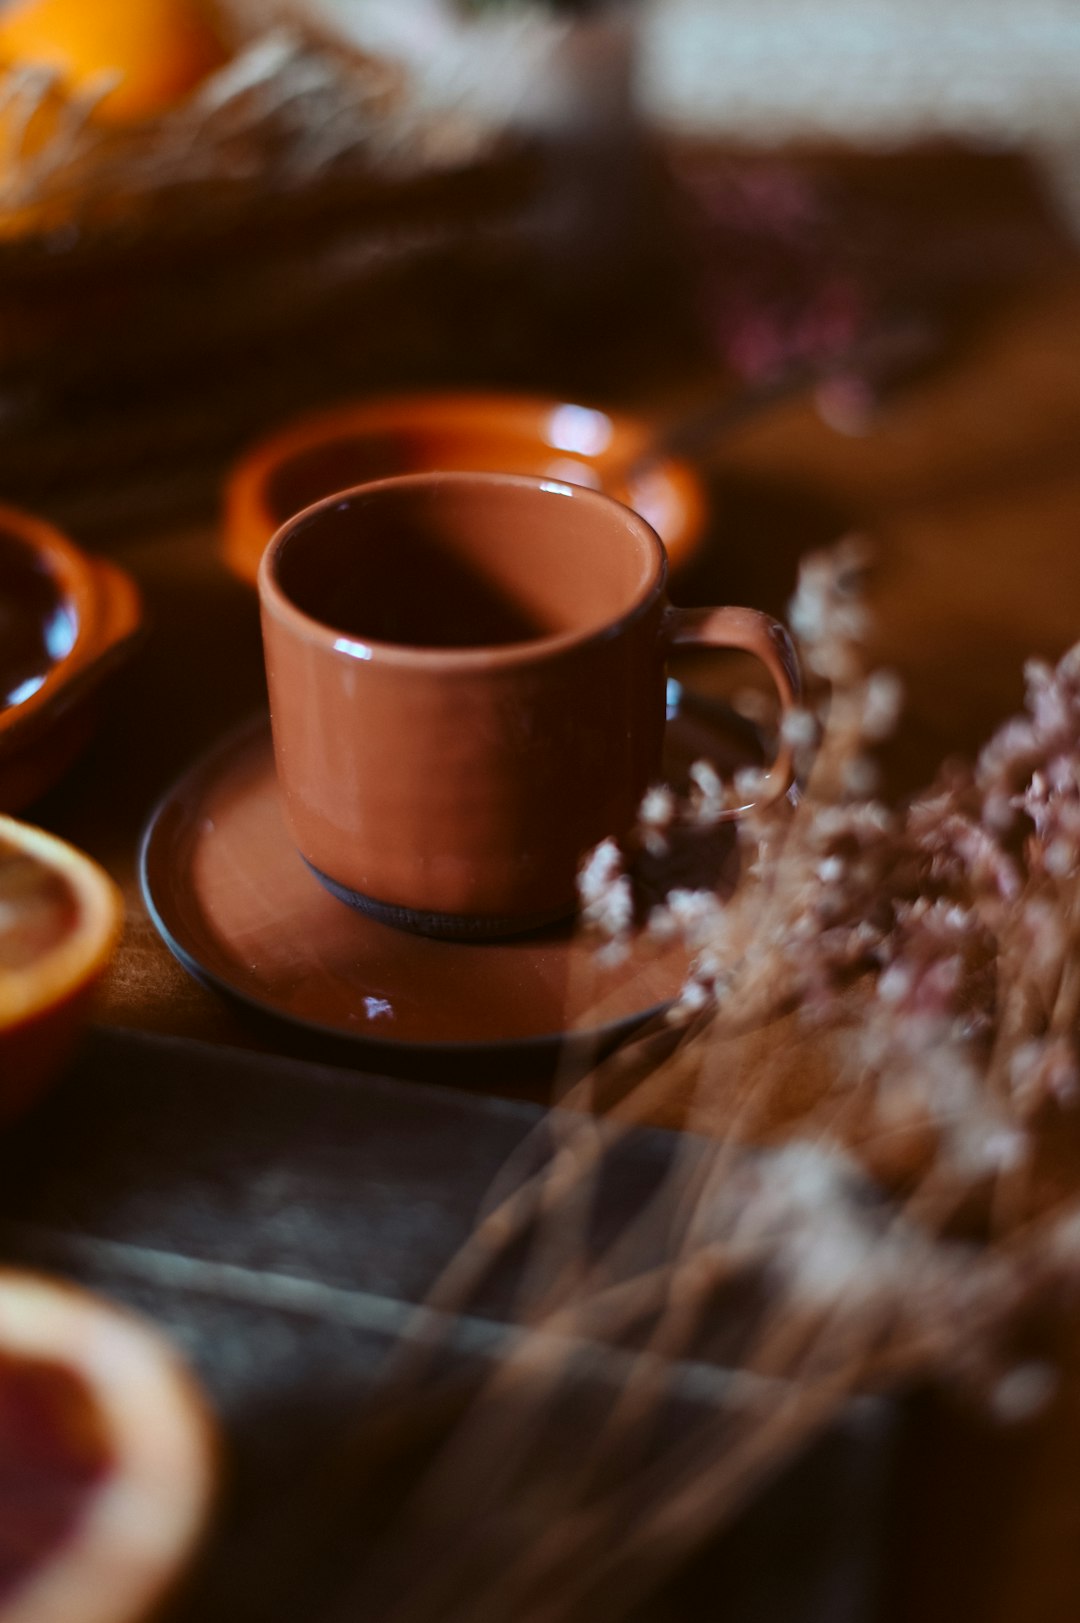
[{"left": 140, "top": 702, "right": 756, "bottom": 1056}]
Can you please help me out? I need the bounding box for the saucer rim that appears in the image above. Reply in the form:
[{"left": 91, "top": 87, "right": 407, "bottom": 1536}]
[{"left": 138, "top": 716, "right": 681, "bottom": 1060}]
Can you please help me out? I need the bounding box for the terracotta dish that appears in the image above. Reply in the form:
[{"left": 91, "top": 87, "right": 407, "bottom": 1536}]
[
  {"left": 0, "top": 814, "right": 123, "bottom": 1122},
  {"left": 224, "top": 392, "right": 709, "bottom": 586},
  {"left": 0, "top": 505, "right": 143, "bottom": 812},
  {"left": 139, "top": 700, "right": 758, "bottom": 1057}
]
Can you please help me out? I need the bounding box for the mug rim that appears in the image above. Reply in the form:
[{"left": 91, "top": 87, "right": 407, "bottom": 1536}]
[{"left": 257, "top": 470, "right": 668, "bottom": 671}]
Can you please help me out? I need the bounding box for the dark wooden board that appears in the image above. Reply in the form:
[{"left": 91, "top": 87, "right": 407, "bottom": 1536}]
[{"left": 0, "top": 1028, "right": 892, "bottom": 1623}]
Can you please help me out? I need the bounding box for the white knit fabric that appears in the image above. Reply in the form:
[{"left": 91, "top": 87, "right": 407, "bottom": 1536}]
[
  {"left": 316, "top": 0, "right": 1080, "bottom": 227},
  {"left": 639, "top": 0, "right": 1080, "bottom": 146}
]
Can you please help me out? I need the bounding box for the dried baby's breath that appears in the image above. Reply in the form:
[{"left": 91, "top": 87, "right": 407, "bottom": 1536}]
[{"left": 360, "top": 540, "right": 1080, "bottom": 1623}]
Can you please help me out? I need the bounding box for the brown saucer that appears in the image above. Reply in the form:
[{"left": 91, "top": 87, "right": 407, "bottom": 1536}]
[{"left": 140, "top": 703, "right": 755, "bottom": 1055}]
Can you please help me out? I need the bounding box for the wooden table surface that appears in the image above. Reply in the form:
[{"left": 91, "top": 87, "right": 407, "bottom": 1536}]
[{"left": 17, "top": 141, "right": 1080, "bottom": 1620}]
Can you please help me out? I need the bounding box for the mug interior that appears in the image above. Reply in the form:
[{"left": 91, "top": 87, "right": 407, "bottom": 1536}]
[{"left": 269, "top": 474, "right": 662, "bottom": 652}]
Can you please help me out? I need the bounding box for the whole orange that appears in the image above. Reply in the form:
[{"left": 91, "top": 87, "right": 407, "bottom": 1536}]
[{"left": 0, "top": 0, "right": 230, "bottom": 124}]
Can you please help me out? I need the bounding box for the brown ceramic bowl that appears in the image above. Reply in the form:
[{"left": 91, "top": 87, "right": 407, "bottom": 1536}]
[
  {"left": 0, "top": 505, "right": 143, "bottom": 812},
  {"left": 223, "top": 392, "right": 709, "bottom": 586}
]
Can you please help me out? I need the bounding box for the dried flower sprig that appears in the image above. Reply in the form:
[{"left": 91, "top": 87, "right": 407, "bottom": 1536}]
[
  {"left": 579, "top": 539, "right": 1080, "bottom": 1215},
  {"left": 303, "top": 541, "right": 1080, "bottom": 1623}
]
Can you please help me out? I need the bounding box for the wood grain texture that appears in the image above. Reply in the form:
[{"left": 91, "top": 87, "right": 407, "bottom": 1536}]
[{"left": 0, "top": 1029, "right": 893, "bottom": 1623}]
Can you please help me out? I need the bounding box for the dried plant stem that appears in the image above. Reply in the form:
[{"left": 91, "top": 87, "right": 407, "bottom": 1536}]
[{"left": 334, "top": 554, "right": 1080, "bottom": 1623}]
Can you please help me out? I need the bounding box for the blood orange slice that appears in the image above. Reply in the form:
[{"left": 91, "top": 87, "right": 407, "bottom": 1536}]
[
  {"left": 0, "top": 816, "right": 122, "bottom": 1122},
  {"left": 0, "top": 1271, "right": 215, "bottom": 1623}
]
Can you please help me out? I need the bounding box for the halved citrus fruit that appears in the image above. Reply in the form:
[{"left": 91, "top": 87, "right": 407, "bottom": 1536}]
[
  {"left": 0, "top": 815, "right": 122, "bottom": 1122},
  {"left": 0, "top": 1269, "right": 216, "bottom": 1623},
  {"left": 0, "top": 0, "right": 231, "bottom": 126}
]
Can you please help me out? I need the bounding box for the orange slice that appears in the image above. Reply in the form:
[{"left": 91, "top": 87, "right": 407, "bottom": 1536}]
[
  {"left": 0, "top": 816, "right": 122, "bottom": 1122},
  {"left": 0, "top": 0, "right": 231, "bottom": 126},
  {"left": 0, "top": 1270, "right": 216, "bottom": 1623}
]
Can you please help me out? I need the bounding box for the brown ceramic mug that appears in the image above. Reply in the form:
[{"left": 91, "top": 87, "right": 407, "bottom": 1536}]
[{"left": 259, "top": 472, "right": 799, "bottom": 938}]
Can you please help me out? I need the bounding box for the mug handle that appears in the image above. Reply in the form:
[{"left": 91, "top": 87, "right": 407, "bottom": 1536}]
[{"left": 663, "top": 605, "right": 801, "bottom": 818}]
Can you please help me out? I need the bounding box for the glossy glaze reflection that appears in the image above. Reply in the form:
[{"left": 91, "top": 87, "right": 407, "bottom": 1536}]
[
  {"left": 0, "top": 507, "right": 143, "bottom": 814},
  {"left": 0, "top": 533, "right": 76, "bottom": 712}
]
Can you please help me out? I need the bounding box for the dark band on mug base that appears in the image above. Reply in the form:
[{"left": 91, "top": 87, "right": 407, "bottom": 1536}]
[{"left": 304, "top": 860, "right": 574, "bottom": 941}]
